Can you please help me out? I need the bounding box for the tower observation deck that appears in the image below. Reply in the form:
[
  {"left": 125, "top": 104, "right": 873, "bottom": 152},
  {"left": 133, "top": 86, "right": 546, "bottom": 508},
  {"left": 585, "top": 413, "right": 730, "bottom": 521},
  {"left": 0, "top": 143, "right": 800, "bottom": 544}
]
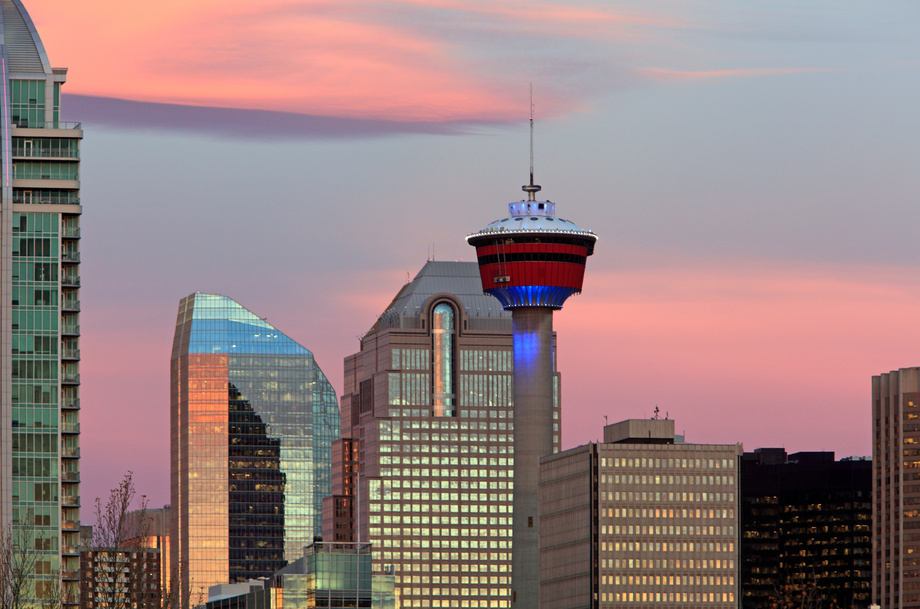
[{"left": 467, "top": 179, "right": 596, "bottom": 608}]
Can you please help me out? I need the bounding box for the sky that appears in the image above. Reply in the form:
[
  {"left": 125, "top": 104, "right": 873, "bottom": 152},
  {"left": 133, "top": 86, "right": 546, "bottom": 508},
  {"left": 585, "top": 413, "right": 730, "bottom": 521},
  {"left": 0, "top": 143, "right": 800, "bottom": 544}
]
[{"left": 20, "top": 0, "right": 920, "bottom": 507}]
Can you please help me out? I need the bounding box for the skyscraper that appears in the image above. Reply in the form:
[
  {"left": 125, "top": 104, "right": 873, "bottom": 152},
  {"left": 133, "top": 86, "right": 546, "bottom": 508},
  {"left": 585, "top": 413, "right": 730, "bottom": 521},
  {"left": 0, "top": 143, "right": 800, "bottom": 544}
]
[
  {"left": 739, "top": 449, "right": 871, "bottom": 608},
  {"left": 873, "top": 367, "right": 920, "bottom": 609},
  {"left": 325, "top": 260, "right": 561, "bottom": 608},
  {"left": 0, "top": 1, "right": 83, "bottom": 605},
  {"left": 539, "top": 419, "right": 741, "bottom": 609},
  {"left": 467, "top": 166, "right": 596, "bottom": 607},
  {"left": 170, "top": 294, "right": 340, "bottom": 601}
]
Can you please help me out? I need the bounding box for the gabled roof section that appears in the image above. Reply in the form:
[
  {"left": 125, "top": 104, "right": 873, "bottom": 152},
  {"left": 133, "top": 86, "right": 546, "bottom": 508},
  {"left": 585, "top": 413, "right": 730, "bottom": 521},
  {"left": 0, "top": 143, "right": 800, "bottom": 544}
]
[
  {"left": 0, "top": 0, "right": 51, "bottom": 75},
  {"left": 367, "top": 261, "right": 509, "bottom": 335},
  {"left": 185, "top": 293, "right": 312, "bottom": 356}
]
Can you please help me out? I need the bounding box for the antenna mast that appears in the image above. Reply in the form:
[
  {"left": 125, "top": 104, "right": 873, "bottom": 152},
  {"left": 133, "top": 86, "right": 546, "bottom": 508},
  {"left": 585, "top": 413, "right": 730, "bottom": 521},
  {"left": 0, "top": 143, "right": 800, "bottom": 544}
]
[{"left": 523, "top": 83, "right": 541, "bottom": 202}]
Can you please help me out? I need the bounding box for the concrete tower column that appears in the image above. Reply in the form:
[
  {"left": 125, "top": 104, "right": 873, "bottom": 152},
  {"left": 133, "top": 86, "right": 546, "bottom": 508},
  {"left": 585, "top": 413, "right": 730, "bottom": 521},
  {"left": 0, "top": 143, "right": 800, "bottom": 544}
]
[{"left": 511, "top": 307, "right": 554, "bottom": 609}]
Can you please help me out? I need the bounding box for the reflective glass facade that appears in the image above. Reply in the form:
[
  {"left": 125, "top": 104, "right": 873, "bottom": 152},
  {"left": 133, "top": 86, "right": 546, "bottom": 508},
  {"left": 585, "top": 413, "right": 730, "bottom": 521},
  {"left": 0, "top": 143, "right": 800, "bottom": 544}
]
[
  {"left": 171, "top": 294, "right": 340, "bottom": 602},
  {"left": 326, "top": 261, "right": 561, "bottom": 608},
  {"left": 739, "top": 449, "right": 871, "bottom": 609},
  {"left": 0, "top": 1, "right": 83, "bottom": 605}
]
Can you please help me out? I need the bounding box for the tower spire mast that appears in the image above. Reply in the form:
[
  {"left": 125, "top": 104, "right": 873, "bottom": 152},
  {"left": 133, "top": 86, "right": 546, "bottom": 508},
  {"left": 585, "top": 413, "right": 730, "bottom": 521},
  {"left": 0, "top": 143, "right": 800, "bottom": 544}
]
[{"left": 523, "top": 83, "right": 541, "bottom": 202}]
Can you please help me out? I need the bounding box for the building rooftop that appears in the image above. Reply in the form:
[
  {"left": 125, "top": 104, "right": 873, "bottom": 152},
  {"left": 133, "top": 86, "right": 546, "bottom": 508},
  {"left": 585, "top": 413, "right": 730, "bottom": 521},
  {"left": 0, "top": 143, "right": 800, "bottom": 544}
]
[
  {"left": 367, "top": 261, "right": 510, "bottom": 335},
  {"left": 1, "top": 0, "right": 51, "bottom": 75}
]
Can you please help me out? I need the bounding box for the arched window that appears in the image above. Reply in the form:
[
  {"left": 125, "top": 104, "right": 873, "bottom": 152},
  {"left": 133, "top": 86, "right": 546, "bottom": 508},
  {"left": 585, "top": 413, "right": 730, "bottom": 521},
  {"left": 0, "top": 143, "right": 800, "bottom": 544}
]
[{"left": 432, "top": 302, "right": 455, "bottom": 416}]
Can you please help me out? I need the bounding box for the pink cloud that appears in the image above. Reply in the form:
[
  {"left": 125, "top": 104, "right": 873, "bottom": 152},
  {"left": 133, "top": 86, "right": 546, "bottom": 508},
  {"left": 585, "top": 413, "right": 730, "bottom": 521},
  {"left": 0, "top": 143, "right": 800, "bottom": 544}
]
[
  {"left": 556, "top": 261, "right": 913, "bottom": 457},
  {"left": 25, "top": 0, "right": 684, "bottom": 122}
]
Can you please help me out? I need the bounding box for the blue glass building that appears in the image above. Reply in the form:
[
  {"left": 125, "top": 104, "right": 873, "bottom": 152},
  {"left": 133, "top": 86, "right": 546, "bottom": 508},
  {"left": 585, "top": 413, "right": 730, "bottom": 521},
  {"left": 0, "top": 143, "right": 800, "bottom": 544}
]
[{"left": 171, "top": 294, "right": 340, "bottom": 601}]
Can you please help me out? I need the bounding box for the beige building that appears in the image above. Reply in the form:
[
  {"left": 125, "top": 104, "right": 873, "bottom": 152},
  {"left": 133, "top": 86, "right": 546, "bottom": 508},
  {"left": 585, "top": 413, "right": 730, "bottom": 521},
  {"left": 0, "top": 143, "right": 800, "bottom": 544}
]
[
  {"left": 873, "top": 367, "right": 920, "bottom": 609},
  {"left": 540, "top": 419, "right": 741, "bottom": 609},
  {"left": 326, "top": 260, "right": 562, "bottom": 608}
]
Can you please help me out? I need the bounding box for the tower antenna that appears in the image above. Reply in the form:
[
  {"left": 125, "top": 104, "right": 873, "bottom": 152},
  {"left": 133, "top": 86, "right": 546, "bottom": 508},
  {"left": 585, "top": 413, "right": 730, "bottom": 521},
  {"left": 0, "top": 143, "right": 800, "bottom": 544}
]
[{"left": 523, "top": 83, "right": 541, "bottom": 202}]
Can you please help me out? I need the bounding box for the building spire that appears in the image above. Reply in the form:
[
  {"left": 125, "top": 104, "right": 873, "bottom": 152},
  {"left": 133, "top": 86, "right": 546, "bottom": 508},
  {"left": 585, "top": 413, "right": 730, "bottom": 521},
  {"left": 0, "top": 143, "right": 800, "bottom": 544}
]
[{"left": 522, "top": 83, "right": 542, "bottom": 202}]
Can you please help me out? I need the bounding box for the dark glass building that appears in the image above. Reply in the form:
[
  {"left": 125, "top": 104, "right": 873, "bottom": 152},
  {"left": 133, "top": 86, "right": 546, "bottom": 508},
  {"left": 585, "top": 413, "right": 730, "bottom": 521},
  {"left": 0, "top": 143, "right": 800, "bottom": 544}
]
[
  {"left": 171, "top": 294, "right": 340, "bottom": 601},
  {"left": 740, "top": 449, "right": 871, "bottom": 609}
]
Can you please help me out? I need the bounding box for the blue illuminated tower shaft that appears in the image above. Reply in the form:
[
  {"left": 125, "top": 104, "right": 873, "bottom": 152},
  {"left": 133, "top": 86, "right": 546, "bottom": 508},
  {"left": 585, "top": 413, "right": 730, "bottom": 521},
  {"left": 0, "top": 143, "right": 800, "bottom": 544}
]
[{"left": 511, "top": 307, "right": 554, "bottom": 609}]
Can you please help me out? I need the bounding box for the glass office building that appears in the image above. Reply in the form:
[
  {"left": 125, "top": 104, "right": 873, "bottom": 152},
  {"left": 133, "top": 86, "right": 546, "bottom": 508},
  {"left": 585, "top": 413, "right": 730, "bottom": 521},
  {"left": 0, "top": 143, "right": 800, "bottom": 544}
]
[
  {"left": 171, "top": 294, "right": 340, "bottom": 602},
  {"left": 0, "top": 1, "right": 83, "bottom": 606},
  {"left": 324, "top": 261, "right": 561, "bottom": 608}
]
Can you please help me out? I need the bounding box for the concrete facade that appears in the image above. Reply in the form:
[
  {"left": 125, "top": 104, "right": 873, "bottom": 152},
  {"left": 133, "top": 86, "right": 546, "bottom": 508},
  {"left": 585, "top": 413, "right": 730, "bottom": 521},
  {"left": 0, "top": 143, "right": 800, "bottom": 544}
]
[
  {"left": 873, "top": 367, "right": 920, "bottom": 609},
  {"left": 540, "top": 420, "right": 741, "bottom": 609}
]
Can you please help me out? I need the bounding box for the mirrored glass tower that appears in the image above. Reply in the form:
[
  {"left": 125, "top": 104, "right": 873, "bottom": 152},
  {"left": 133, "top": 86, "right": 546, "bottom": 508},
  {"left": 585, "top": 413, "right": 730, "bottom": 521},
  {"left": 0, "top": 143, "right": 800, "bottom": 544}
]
[
  {"left": 0, "top": 1, "right": 83, "bottom": 606},
  {"left": 170, "top": 294, "right": 340, "bottom": 602}
]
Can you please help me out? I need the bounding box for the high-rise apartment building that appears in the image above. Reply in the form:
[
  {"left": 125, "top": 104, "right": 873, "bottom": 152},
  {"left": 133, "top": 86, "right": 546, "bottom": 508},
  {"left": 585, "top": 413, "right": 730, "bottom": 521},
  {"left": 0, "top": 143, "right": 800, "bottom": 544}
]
[
  {"left": 540, "top": 419, "right": 741, "bottom": 609},
  {"left": 0, "top": 1, "right": 83, "bottom": 606},
  {"left": 170, "top": 294, "right": 340, "bottom": 601},
  {"left": 740, "top": 448, "right": 871, "bottom": 609},
  {"left": 873, "top": 367, "right": 920, "bottom": 609},
  {"left": 324, "top": 260, "right": 561, "bottom": 608}
]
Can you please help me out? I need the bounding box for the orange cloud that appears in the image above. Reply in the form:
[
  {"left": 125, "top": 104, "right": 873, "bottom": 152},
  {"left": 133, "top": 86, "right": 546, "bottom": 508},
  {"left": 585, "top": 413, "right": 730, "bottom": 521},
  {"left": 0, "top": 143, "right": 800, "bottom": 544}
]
[{"left": 25, "top": 0, "right": 685, "bottom": 122}]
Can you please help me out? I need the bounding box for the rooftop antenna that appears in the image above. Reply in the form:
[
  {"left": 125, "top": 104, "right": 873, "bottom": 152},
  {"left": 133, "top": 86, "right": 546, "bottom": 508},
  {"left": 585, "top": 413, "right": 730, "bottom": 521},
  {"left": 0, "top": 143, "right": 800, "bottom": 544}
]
[{"left": 523, "top": 83, "right": 541, "bottom": 202}]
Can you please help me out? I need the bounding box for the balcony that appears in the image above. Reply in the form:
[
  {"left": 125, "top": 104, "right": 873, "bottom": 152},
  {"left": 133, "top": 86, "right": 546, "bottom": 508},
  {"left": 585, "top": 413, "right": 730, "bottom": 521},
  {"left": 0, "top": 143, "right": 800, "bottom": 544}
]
[
  {"left": 62, "top": 373, "right": 80, "bottom": 385},
  {"left": 61, "top": 422, "right": 80, "bottom": 434},
  {"left": 62, "top": 544, "right": 78, "bottom": 554},
  {"left": 61, "top": 471, "right": 80, "bottom": 482},
  {"left": 62, "top": 299, "right": 80, "bottom": 312},
  {"left": 13, "top": 195, "right": 81, "bottom": 206},
  {"left": 12, "top": 121, "right": 82, "bottom": 130},
  {"left": 62, "top": 324, "right": 80, "bottom": 336},
  {"left": 61, "top": 251, "right": 80, "bottom": 264},
  {"left": 62, "top": 226, "right": 81, "bottom": 239},
  {"left": 61, "top": 570, "right": 79, "bottom": 581},
  {"left": 61, "top": 494, "right": 80, "bottom": 506},
  {"left": 61, "top": 446, "right": 80, "bottom": 458},
  {"left": 62, "top": 347, "right": 80, "bottom": 360},
  {"left": 61, "top": 273, "right": 80, "bottom": 288},
  {"left": 12, "top": 146, "right": 80, "bottom": 160},
  {"left": 62, "top": 398, "right": 80, "bottom": 410}
]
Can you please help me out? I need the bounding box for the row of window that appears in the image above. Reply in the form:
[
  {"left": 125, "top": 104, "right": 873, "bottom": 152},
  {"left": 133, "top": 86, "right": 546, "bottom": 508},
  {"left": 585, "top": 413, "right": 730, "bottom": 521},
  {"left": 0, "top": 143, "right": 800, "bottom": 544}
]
[
  {"left": 381, "top": 440, "right": 512, "bottom": 455},
  {"left": 605, "top": 507, "right": 734, "bottom": 520},
  {"left": 369, "top": 515, "right": 510, "bottom": 526},
  {"left": 602, "top": 491, "right": 735, "bottom": 503},
  {"left": 602, "top": 473, "right": 734, "bottom": 486},
  {"left": 602, "top": 456, "right": 735, "bottom": 470},
  {"left": 604, "top": 591, "right": 735, "bottom": 604},
  {"left": 376, "top": 538, "right": 510, "bottom": 550},
  {"left": 381, "top": 453, "right": 511, "bottom": 464},
  {"left": 606, "top": 573, "right": 735, "bottom": 587},
  {"left": 382, "top": 421, "right": 511, "bottom": 441},
  {"left": 372, "top": 526, "right": 510, "bottom": 539},
  {"left": 602, "top": 552, "right": 736, "bottom": 570},
  {"left": 377, "top": 478, "right": 510, "bottom": 490},
  {"left": 378, "top": 468, "right": 511, "bottom": 479},
  {"left": 370, "top": 501, "right": 512, "bottom": 514},
  {"left": 400, "top": 596, "right": 507, "bottom": 608}
]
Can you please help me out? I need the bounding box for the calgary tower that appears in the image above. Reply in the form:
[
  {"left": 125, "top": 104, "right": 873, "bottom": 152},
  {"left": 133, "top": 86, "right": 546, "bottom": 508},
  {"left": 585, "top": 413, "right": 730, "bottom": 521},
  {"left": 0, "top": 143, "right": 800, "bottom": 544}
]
[{"left": 466, "top": 115, "right": 597, "bottom": 608}]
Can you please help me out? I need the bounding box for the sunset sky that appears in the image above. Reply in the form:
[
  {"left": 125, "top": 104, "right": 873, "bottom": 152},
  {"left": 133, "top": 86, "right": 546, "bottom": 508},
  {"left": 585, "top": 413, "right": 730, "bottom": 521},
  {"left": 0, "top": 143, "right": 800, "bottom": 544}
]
[{"left": 22, "top": 0, "right": 920, "bottom": 506}]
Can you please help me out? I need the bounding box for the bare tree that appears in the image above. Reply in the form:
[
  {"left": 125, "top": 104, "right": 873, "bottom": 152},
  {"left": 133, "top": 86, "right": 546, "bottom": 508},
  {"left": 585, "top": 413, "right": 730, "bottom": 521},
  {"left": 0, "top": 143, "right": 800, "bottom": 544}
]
[
  {"left": 89, "top": 472, "right": 155, "bottom": 609},
  {"left": 91, "top": 472, "right": 200, "bottom": 609},
  {"left": 0, "top": 511, "right": 61, "bottom": 609},
  {"left": 94, "top": 471, "right": 149, "bottom": 550}
]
